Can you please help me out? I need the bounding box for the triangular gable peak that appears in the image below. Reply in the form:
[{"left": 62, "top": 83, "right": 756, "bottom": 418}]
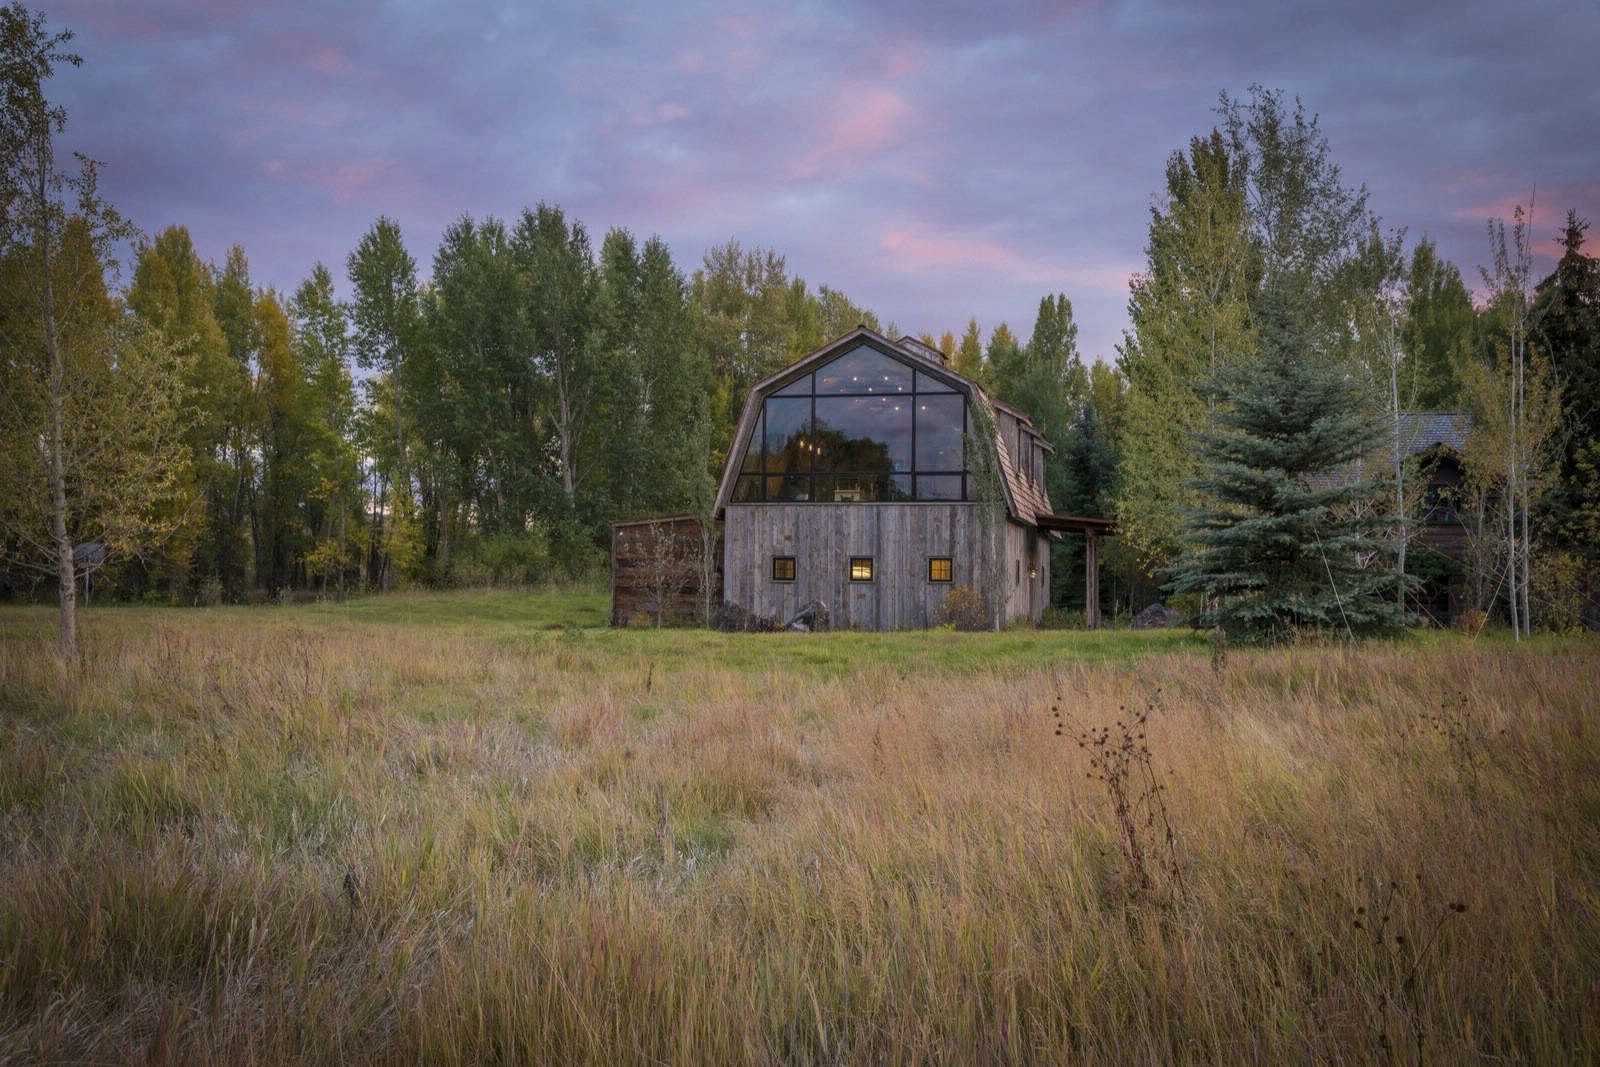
[{"left": 714, "top": 327, "right": 1030, "bottom": 520}]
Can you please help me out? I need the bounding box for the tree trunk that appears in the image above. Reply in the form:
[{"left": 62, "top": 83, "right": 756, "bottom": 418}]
[
  {"left": 1521, "top": 484, "right": 1533, "bottom": 635},
  {"left": 50, "top": 331, "right": 76, "bottom": 654},
  {"left": 557, "top": 368, "right": 577, "bottom": 508},
  {"left": 337, "top": 489, "right": 348, "bottom": 602},
  {"left": 38, "top": 193, "right": 76, "bottom": 654},
  {"left": 1506, "top": 335, "right": 1520, "bottom": 640},
  {"left": 1506, "top": 484, "right": 1519, "bottom": 639},
  {"left": 1391, "top": 351, "right": 1406, "bottom": 609}
]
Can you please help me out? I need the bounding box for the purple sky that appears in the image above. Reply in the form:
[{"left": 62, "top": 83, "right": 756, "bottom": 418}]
[{"left": 39, "top": 0, "right": 1600, "bottom": 362}]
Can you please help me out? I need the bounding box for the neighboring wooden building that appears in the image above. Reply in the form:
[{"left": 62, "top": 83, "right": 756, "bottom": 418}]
[
  {"left": 711, "top": 328, "right": 1071, "bottom": 630},
  {"left": 1399, "top": 411, "right": 1473, "bottom": 621}
]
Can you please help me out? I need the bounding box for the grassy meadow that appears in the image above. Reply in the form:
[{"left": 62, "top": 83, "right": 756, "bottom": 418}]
[{"left": 1, "top": 589, "right": 1597, "bottom": 1064}]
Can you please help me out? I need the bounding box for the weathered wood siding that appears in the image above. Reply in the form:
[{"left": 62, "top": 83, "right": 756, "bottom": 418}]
[
  {"left": 724, "top": 503, "right": 1002, "bottom": 629},
  {"left": 1417, "top": 454, "right": 1469, "bottom": 560},
  {"left": 610, "top": 516, "right": 723, "bottom": 626},
  {"left": 999, "top": 520, "right": 1050, "bottom": 625}
]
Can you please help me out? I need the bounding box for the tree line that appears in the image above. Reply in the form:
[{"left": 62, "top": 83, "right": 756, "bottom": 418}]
[{"left": 2, "top": 5, "right": 1596, "bottom": 649}]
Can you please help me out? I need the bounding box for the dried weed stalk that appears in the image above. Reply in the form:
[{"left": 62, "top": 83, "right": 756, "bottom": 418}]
[{"left": 1052, "top": 687, "right": 1184, "bottom": 904}]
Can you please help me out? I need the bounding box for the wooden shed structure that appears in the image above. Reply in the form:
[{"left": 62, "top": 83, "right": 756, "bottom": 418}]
[{"left": 608, "top": 514, "right": 722, "bottom": 626}]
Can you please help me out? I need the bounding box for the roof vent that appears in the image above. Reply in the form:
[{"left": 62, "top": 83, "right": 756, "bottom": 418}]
[{"left": 896, "top": 335, "right": 948, "bottom": 366}]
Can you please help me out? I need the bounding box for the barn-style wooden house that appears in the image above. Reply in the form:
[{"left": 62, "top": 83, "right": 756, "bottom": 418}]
[
  {"left": 612, "top": 327, "right": 1112, "bottom": 631},
  {"left": 1399, "top": 411, "right": 1473, "bottom": 621}
]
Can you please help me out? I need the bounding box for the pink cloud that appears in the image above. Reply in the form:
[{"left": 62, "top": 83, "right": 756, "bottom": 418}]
[
  {"left": 880, "top": 224, "right": 1135, "bottom": 293},
  {"left": 306, "top": 47, "right": 352, "bottom": 77},
  {"left": 1452, "top": 190, "right": 1542, "bottom": 224},
  {"left": 787, "top": 86, "right": 915, "bottom": 180},
  {"left": 881, "top": 43, "right": 927, "bottom": 80},
  {"left": 1452, "top": 185, "right": 1600, "bottom": 272},
  {"left": 264, "top": 158, "right": 393, "bottom": 203},
  {"left": 656, "top": 102, "right": 692, "bottom": 122}
]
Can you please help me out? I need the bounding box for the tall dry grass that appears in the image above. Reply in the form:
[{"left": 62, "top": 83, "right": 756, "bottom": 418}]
[{"left": 0, "top": 613, "right": 1597, "bottom": 1064}]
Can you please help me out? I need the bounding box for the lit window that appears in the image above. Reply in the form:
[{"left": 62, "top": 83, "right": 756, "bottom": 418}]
[
  {"left": 849, "top": 557, "right": 874, "bottom": 582},
  {"left": 772, "top": 556, "right": 796, "bottom": 582},
  {"left": 928, "top": 557, "right": 953, "bottom": 583}
]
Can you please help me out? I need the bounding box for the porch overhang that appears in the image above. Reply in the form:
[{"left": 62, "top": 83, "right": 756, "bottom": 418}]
[{"left": 1036, "top": 514, "right": 1116, "bottom": 534}]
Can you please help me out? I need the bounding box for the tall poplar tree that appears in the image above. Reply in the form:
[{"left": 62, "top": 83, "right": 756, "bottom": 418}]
[
  {"left": 1116, "top": 131, "right": 1255, "bottom": 571},
  {"left": 515, "top": 203, "right": 598, "bottom": 515},
  {"left": 251, "top": 289, "right": 315, "bottom": 593},
  {"left": 126, "top": 225, "right": 229, "bottom": 585},
  {"left": 208, "top": 245, "right": 258, "bottom": 589},
  {"left": 598, "top": 231, "right": 702, "bottom": 518},
  {"left": 426, "top": 214, "right": 526, "bottom": 544},
  {"left": 347, "top": 216, "right": 420, "bottom": 586},
  {"left": 692, "top": 241, "right": 796, "bottom": 453},
  {"left": 0, "top": 5, "right": 189, "bottom": 650},
  {"left": 1402, "top": 238, "right": 1476, "bottom": 408},
  {"left": 290, "top": 263, "right": 362, "bottom": 595}
]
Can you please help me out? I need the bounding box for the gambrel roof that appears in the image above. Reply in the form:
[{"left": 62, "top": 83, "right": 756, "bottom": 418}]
[{"left": 714, "top": 327, "right": 1054, "bottom": 527}]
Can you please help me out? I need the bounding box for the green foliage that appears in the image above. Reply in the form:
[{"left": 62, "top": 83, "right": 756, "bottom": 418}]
[
  {"left": 983, "top": 321, "right": 1020, "bottom": 395},
  {"left": 290, "top": 263, "right": 363, "bottom": 595},
  {"left": 547, "top": 519, "right": 606, "bottom": 581},
  {"left": 1403, "top": 238, "right": 1477, "bottom": 408},
  {"left": 1118, "top": 88, "right": 1384, "bottom": 585},
  {"left": 1116, "top": 129, "right": 1255, "bottom": 572},
  {"left": 515, "top": 203, "right": 598, "bottom": 511},
  {"left": 1531, "top": 212, "right": 1600, "bottom": 598},
  {"left": 1168, "top": 291, "right": 1409, "bottom": 643},
  {"left": 939, "top": 585, "right": 992, "bottom": 632},
  {"left": 1529, "top": 549, "right": 1590, "bottom": 633},
  {"left": 594, "top": 230, "right": 706, "bottom": 520},
  {"left": 953, "top": 317, "right": 984, "bottom": 382},
  {"left": 692, "top": 241, "right": 797, "bottom": 449},
  {"left": 0, "top": 5, "right": 196, "bottom": 649},
  {"left": 451, "top": 529, "right": 552, "bottom": 587},
  {"left": 1037, "top": 604, "right": 1082, "bottom": 630}
]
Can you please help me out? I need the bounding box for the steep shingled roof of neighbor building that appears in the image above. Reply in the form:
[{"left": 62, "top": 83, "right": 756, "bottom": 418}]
[{"left": 1395, "top": 411, "right": 1471, "bottom": 456}]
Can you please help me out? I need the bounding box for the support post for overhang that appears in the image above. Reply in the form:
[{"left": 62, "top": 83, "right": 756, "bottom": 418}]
[
  {"left": 1085, "top": 529, "right": 1100, "bottom": 630},
  {"left": 1037, "top": 514, "right": 1114, "bottom": 632}
]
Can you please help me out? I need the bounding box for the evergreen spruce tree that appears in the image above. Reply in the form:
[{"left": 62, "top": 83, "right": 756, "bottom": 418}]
[{"left": 1168, "top": 290, "right": 1408, "bottom": 642}]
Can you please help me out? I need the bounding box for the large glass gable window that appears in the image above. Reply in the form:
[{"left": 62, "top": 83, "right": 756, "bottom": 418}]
[
  {"left": 815, "top": 346, "right": 913, "bottom": 395},
  {"left": 731, "top": 345, "right": 970, "bottom": 503}
]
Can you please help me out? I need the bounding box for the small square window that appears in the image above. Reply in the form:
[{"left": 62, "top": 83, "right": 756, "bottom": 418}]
[
  {"left": 928, "top": 557, "right": 953, "bottom": 583},
  {"left": 849, "top": 556, "right": 874, "bottom": 582},
  {"left": 772, "top": 556, "right": 796, "bottom": 582}
]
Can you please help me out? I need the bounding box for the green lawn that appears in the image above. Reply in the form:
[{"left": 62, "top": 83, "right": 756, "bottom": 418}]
[
  {"left": 3, "top": 586, "right": 1586, "bottom": 679},
  {"left": 2, "top": 586, "right": 1211, "bottom": 672}
]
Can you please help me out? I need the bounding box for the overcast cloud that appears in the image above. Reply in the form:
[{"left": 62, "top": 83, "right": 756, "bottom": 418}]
[{"left": 38, "top": 0, "right": 1600, "bottom": 361}]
